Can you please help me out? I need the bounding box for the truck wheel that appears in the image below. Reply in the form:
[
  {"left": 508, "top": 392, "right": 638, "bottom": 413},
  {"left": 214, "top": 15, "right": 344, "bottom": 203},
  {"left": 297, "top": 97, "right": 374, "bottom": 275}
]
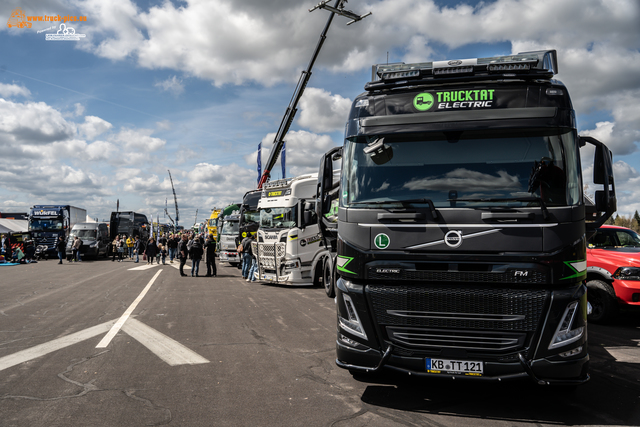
[
  {"left": 324, "top": 258, "right": 335, "bottom": 298},
  {"left": 587, "top": 280, "right": 619, "bottom": 324}
]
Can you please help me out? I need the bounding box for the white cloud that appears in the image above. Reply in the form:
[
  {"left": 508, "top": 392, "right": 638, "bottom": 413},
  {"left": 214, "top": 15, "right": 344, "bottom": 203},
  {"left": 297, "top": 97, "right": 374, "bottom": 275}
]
[
  {"left": 155, "top": 75, "right": 185, "bottom": 96},
  {"left": 79, "top": 115, "right": 113, "bottom": 140},
  {"left": 0, "top": 98, "right": 76, "bottom": 144},
  {"left": 0, "top": 83, "right": 30, "bottom": 98},
  {"left": 298, "top": 88, "right": 351, "bottom": 133}
]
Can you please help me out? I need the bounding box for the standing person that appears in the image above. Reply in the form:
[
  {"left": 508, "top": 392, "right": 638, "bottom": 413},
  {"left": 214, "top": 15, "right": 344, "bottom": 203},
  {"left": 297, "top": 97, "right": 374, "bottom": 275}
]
[
  {"left": 111, "top": 234, "right": 122, "bottom": 262},
  {"left": 248, "top": 241, "right": 259, "bottom": 282},
  {"left": 133, "top": 235, "right": 141, "bottom": 263},
  {"left": 145, "top": 238, "right": 157, "bottom": 264},
  {"left": 204, "top": 234, "right": 217, "bottom": 277},
  {"left": 159, "top": 244, "right": 167, "bottom": 265},
  {"left": 1, "top": 234, "right": 10, "bottom": 260},
  {"left": 240, "top": 234, "right": 254, "bottom": 280},
  {"left": 189, "top": 237, "right": 203, "bottom": 277},
  {"left": 56, "top": 235, "right": 66, "bottom": 265},
  {"left": 168, "top": 234, "right": 178, "bottom": 263},
  {"left": 126, "top": 235, "right": 134, "bottom": 259},
  {"left": 73, "top": 236, "right": 82, "bottom": 262},
  {"left": 178, "top": 234, "right": 189, "bottom": 277}
]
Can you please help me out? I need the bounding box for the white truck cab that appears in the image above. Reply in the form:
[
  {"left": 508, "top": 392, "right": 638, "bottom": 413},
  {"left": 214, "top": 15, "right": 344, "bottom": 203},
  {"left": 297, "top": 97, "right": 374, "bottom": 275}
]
[{"left": 255, "top": 174, "right": 327, "bottom": 285}]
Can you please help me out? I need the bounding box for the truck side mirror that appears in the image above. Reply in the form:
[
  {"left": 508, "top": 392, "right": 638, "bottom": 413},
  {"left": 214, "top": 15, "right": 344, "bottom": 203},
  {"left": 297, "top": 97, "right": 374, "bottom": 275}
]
[{"left": 581, "top": 136, "right": 616, "bottom": 235}]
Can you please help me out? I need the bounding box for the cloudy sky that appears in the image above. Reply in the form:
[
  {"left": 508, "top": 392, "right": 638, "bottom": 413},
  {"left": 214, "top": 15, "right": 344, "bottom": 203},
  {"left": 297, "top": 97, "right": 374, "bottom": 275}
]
[{"left": 1, "top": 0, "right": 639, "bottom": 225}]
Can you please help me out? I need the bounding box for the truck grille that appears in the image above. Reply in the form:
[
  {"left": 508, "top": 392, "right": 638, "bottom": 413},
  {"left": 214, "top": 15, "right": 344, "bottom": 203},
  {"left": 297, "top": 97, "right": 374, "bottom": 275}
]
[
  {"left": 386, "top": 327, "right": 526, "bottom": 352},
  {"left": 367, "top": 285, "right": 548, "bottom": 332},
  {"left": 256, "top": 242, "right": 286, "bottom": 268},
  {"left": 367, "top": 284, "right": 548, "bottom": 354},
  {"left": 367, "top": 268, "right": 548, "bottom": 284}
]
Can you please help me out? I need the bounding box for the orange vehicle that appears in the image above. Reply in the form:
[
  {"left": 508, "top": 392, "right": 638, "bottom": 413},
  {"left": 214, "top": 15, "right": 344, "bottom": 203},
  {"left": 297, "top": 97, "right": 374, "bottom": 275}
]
[{"left": 7, "top": 8, "right": 32, "bottom": 29}]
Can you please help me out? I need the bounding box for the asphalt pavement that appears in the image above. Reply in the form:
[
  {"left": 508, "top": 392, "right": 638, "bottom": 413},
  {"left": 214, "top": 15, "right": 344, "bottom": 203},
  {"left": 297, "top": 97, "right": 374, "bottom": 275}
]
[{"left": 0, "top": 256, "right": 639, "bottom": 427}]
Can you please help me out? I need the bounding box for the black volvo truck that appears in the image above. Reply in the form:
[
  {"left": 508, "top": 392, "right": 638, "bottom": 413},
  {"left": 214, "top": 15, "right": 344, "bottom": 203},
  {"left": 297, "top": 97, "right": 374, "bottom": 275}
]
[{"left": 317, "top": 50, "right": 616, "bottom": 385}]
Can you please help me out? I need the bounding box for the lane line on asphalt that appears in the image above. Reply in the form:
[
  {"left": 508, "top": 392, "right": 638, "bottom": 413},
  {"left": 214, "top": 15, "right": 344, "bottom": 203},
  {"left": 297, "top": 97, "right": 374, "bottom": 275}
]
[
  {"left": 121, "top": 318, "right": 209, "bottom": 366},
  {"left": 0, "top": 320, "right": 116, "bottom": 372},
  {"left": 96, "top": 269, "right": 163, "bottom": 348},
  {"left": 128, "top": 263, "right": 163, "bottom": 271}
]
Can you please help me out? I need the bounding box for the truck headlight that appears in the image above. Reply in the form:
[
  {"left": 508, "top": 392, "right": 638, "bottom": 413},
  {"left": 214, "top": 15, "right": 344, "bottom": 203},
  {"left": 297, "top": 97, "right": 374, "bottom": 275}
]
[
  {"left": 338, "top": 294, "right": 368, "bottom": 340},
  {"left": 284, "top": 260, "right": 300, "bottom": 269},
  {"left": 549, "top": 301, "right": 584, "bottom": 350},
  {"left": 613, "top": 267, "right": 640, "bottom": 281}
]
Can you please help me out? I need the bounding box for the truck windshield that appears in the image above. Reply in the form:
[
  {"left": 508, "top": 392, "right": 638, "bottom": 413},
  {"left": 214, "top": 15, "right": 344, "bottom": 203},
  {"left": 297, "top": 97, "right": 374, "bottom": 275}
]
[
  {"left": 29, "top": 219, "right": 63, "bottom": 231},
  {"left": 341, "top": 129, "right": 581, "bottom": 208},
  {"left": 243, "top": 210, "right": 260, "bottom": 227},
  {"left": 260, "top": 207, "right": 297, "bottom": 229},
  {"left": 221, "top": 220, "right": 239, "bottom": 235},
  {"left": 70, "top": 229, "right": 97, "bottom": 240}
]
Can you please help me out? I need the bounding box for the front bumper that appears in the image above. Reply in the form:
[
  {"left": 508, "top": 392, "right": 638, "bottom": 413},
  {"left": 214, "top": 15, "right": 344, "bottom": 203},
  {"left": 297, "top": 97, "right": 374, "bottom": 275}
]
[
  {"left": 335, "top": 278, "right": 590, "bottom": 385},
  {"left": 256, "top": 267, "right": 313, "bottom": 286},
  {"left": 336, "top": 340, "right": 589, "bottom": 385},
  {"left": 612, "top": 279, "right": 640, "bottom": 305},
  {"left": 220, "top": 251, "right": 240, "bottom": 263}
]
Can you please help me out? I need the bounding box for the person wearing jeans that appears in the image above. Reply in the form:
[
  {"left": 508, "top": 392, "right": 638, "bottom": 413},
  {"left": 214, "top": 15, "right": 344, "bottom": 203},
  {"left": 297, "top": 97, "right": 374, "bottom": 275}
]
[
  {"left": 189, "top": 237, "right": 203, "bottom": 277},
  {"left": 248, "top": 255, "right": 258, "bottom": 282}
]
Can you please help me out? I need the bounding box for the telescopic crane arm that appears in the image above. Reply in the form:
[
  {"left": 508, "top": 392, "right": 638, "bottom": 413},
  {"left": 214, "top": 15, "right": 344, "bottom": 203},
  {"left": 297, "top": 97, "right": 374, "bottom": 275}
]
[
  {"left": 168, "top": 170, "right": 179, "bottom": 229},
  {"left": 256, "top": 0, "right": 370, "bottom": 189}
]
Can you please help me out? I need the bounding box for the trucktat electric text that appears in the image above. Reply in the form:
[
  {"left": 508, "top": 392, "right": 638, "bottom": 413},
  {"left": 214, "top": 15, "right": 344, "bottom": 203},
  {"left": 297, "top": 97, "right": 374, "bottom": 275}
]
[{"left": 317, "top": 50, "right": 616, "bottom": 385}]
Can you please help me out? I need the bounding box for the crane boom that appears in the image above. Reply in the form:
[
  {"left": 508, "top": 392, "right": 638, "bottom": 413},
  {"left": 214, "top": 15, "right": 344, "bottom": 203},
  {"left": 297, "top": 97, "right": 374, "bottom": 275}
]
[
  {"left": 168, "top": 169, "right": 179, "bottom": 229},
  {"left": 257, "top": 0, "right": 370, "bottom": 189}
]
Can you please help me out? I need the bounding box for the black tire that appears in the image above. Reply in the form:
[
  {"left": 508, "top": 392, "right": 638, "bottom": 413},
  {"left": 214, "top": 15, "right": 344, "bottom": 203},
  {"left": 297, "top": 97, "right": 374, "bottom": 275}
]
[
  {"left": 587, "top": 279, "right": 619, "bottom": 324},
  {"left": 324, "top": 257, "right": 335, "bottom": 298}
]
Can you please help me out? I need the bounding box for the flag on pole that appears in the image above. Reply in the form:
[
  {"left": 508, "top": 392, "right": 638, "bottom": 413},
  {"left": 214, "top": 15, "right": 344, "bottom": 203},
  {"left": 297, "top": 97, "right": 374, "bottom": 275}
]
[
  {"left": 281, "top": 140, "right": 286, "bottom": 179},
  {"left": 257, "top": 141, "right": 262, "bottom": 185}
]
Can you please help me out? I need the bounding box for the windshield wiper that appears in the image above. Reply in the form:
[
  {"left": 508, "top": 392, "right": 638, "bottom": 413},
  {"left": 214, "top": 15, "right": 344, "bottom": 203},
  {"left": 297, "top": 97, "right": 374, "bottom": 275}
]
[
  {"left": 350, "top": 198, "right": 438, "bottom": 219},
  {"left": 452, "top": 196, "right": 549, "bottom": 221}
]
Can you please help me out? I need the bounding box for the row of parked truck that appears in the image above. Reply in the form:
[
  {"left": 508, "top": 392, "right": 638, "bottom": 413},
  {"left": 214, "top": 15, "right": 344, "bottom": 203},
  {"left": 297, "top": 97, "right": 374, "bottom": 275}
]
[
  {"left": 26, "top": 49, "right": 634, "bottom": 386},
  {"left": 27, "top": 206, "right": 151, "bottom": 259}
]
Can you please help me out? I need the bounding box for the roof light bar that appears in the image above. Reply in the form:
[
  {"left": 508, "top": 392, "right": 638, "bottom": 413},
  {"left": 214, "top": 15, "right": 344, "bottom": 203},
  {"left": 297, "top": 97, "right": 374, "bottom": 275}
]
[{"left": 371, "top": 50, "right": 558, "bottom": 83}]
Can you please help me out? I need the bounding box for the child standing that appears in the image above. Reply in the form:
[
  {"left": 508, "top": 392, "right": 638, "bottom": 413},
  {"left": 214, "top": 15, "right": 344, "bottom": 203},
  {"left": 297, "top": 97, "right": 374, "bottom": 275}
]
[{"left": 159, "top": 244, "right": 167, "bottom": 265}]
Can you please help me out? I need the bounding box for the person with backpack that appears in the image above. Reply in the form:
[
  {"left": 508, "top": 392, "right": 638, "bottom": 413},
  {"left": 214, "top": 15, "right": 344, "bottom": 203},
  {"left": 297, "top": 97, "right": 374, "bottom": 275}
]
[{"left": 189, "top": 237, "right": 204, "bottom": 277}]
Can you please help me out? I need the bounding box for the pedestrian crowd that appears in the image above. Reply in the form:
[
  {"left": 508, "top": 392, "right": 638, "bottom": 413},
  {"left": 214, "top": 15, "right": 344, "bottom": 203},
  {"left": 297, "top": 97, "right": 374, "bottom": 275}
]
[{"left": 11, "top": 228, "right": 263, "bottom": 283}]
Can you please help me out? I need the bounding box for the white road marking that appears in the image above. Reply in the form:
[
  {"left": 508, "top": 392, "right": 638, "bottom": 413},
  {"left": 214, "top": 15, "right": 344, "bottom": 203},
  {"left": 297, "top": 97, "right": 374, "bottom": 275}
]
[
  {"left": 128, "top": 263, "right": 163, "bottom": 271},
  {"left": 604, "top": 346, "right": 640, "bottom": 364},
  {"left": 121, "top": 318, "right": 209, "bottom": 366},
  {"left": 169, "top": 262, "right": 191, "bottom": 271},
  {"left": 0, "top": 320, "right": 116, "bottom": 372},
  {"left": 96, "top": 269, "right": 163, "bottom": 348}
]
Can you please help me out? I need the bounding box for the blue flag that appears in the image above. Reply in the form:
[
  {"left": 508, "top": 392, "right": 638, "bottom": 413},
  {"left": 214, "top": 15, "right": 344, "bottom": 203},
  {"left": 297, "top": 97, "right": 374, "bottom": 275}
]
[
  {"left": 281, "top": 140, "right": 286, "bottom": 179},
  {"left": 257, "top": 142, "right": 262, "bottom": 185}
]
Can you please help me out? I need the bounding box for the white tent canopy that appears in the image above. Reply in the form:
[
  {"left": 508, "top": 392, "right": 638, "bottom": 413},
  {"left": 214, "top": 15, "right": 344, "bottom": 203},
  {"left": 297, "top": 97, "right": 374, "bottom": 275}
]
[{"left": 0, "top": 219, "right": 29, "bottom": 234}]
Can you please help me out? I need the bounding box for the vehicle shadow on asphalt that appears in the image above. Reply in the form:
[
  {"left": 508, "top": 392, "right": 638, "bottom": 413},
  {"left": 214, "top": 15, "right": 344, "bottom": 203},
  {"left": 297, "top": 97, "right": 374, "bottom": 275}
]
[
  {"left": 356, "top": 371, "right": 638, "bottom": 425},
  {"left": 354, "top": 318, "right": 640, "bottom": 426}
]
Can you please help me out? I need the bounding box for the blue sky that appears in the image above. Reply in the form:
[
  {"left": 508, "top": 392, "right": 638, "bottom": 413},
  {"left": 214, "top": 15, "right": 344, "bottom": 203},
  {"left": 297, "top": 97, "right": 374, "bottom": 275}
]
[{"left": 1, "top": 0, "right": 639, "bottom": 225}]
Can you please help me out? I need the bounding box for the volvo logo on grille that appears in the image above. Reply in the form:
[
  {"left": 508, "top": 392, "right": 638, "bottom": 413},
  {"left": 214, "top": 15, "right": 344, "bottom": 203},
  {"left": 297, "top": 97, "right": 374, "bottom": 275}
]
[{"left": 444, "top": 230, "right": 463, "bottom": 248}]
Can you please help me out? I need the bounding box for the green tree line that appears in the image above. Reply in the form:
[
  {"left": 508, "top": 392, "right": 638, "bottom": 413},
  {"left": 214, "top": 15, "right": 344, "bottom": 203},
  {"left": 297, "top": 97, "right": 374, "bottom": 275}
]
[{"left": 604, "top": 210, "right": 640, "bottom": 232}]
